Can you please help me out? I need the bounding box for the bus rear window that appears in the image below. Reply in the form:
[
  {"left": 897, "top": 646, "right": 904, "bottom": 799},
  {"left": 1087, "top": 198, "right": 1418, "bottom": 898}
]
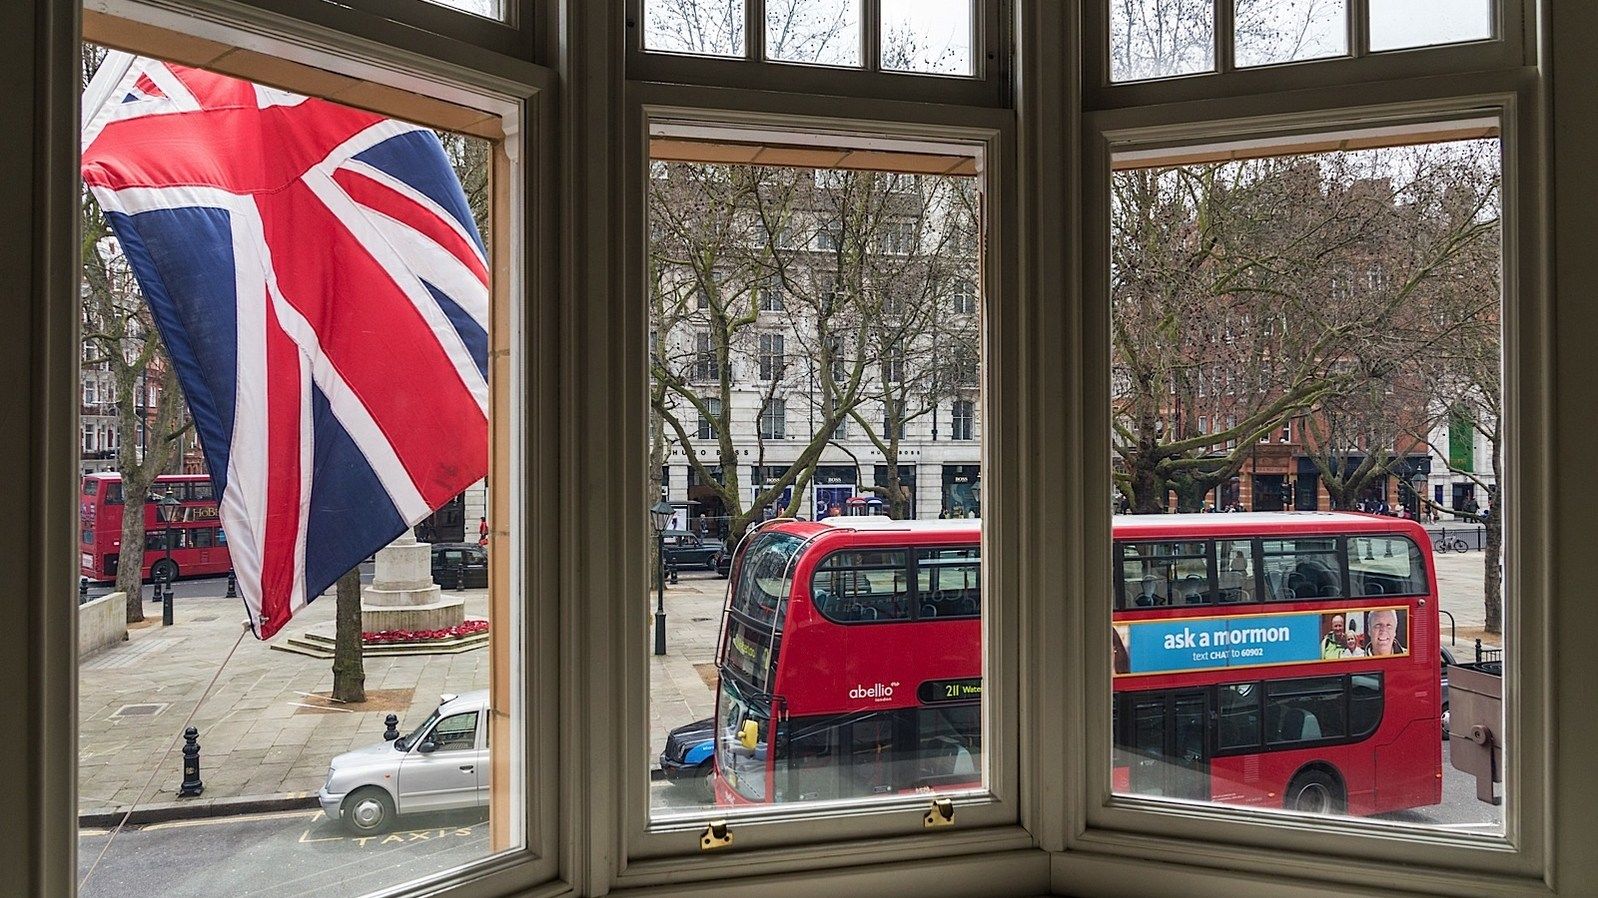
[{"left": 1347, "top": 536, "right": 1425, "bottom": 596}]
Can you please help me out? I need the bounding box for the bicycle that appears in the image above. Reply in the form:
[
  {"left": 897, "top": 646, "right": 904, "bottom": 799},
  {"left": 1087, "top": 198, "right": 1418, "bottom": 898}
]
[{"left": 1433, "top": 533, "right": 1469, "bottom": 553}]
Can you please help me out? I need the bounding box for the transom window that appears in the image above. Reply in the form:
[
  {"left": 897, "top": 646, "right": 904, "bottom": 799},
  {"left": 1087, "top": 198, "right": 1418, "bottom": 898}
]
[
  {"left": 1109, "top": 0, "right": 1501, "bottom": 83},
  {"left": 643, "top": 0, "right": 978, "bottom": 76}
]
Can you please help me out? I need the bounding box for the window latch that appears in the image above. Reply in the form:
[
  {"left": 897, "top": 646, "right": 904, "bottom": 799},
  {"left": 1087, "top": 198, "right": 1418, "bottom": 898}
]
[
  {"left": 923, "top": 797, "right": 955, "bottom": 828},
  {"left": 700, "top": 819, "right": 733, "bottom": 851}
]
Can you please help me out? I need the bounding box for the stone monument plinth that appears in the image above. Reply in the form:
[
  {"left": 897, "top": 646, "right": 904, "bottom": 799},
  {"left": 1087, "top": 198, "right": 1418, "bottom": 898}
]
[{"left": 361, "top": 535, "right": 465, "bottom": 633}]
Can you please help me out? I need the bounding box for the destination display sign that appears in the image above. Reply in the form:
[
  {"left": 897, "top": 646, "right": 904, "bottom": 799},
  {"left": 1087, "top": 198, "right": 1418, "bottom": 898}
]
[
  {"left": 1113, "top": 606, "right": 1409, "bottom": 677},
  {"left": 918, "top": 677, "right": 982, "bottom": 704}
]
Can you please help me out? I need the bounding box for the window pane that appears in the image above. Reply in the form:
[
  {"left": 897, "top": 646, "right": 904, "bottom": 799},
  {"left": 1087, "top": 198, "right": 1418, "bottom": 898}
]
[
  {"left": 766, "top": 0, "right": 862, "bottom": 67},
  {"left": 645, "top": 0, "right": 747, "bottom": 57},
  {"left": 1111, "top": 138, "right": 1505, "bottom": 828},
  {"left": 1348, "top": 535, "right": 1426, "bottom": 596},
  {"left": 1260, "top": 538, "right": 1343, "bottom": 600},
  {"left": 649, "top": 144, "right": 984, "bottom": 818},
  {"left": 1370, "top": 0, "right": 1493, "bottom": 51},
  {"left": 1235, "top": 0, "right": 1348, "bottom": 67},
  {"left": 1110, "top": 0, "right": 1215, "bottom": 83},
  {"left": 420, "top": 0, "right": 503, "bottom": 19},
  {"left": 881, "top": 0, "right": 974, "bottom": 75},
  {"left": 78, "top": 46, "right": 519, "bottom": 896}
]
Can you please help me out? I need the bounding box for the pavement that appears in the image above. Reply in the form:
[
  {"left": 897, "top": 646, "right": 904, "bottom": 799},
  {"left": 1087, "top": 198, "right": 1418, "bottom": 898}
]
[{"left": 78, "top": 578, "right": 491, "bottom": 821}]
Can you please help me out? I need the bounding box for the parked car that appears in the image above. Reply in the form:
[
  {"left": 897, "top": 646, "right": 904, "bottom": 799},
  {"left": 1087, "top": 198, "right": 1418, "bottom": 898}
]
[
  {"left": 714, "top": 547, "right": 733, "bottom": 579},
  {"left": 320, "top": 691, "right": 488, "bottom": 834},
  {"left": 429, "top": 542, "right": 488, "bottom": 588},
  {"left": 658, "top": 716, "right": 716, "bottom": 800},
  {"left": 661, "top": 530, "right": 721, "bottom": 570}
]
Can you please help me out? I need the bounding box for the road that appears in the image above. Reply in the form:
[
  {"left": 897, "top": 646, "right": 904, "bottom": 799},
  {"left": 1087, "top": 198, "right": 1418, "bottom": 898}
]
[
  {"left": 76, "top": 744, "right": 1498, "bottom": 895},
  {"left": 78, "top": 806, "right": 487, "bottom": 898},
  {"left": 83, "top": 562, "right": 376, "bottom": 605}
]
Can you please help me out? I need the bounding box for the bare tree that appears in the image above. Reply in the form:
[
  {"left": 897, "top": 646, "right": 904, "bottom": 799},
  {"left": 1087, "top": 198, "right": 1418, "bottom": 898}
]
[
  {"left": 1112, "top": 149, "right": 1499, "bottom": 514},
  {"left": 650, "top": 163, "right": 976, "bottom": 537}
]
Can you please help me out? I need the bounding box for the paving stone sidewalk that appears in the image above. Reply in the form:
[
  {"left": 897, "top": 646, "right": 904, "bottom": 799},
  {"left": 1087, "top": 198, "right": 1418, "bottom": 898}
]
[
  {"left": 78, "top": 586, "right": 491, "bottom": 820},
  {"left": 78, "top": 573, "right": 729, "bottom": 822}
]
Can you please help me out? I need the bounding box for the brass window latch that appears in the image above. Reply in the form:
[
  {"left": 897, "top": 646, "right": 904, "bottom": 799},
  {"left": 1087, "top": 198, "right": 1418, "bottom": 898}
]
[
  {"left": 923, "top": 798, "right": 955, "bottom": 828},
  {"left": 700, "top": 819, "right": 733, "bottom": 851}
]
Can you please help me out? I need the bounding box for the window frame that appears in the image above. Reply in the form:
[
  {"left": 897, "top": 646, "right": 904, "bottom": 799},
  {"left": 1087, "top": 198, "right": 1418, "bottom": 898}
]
[
  {"left": 1068, "top": 47, "right": 1552, "bottom": 890},
  {"left": 621, "top": 97, "right": 1022, "bottom": 875},
  {"left": 43, "top": 1, "right": 562, "bottom": 894},
  {"left": 1086, "top": 0, "right": 1530, "bottom": 110},
  {"left": 626, "top": 0, "right": 1011, "bottom": 109}
]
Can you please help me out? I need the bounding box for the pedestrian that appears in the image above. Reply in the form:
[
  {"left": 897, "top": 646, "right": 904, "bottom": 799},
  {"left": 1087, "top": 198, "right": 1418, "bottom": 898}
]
[{"left": 477, "top": 515, "right": 488, "bottom": 547}]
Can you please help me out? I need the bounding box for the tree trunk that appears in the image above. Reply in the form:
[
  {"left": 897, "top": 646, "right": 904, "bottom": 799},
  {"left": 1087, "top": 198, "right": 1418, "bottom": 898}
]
[
  {"left": 116, "top": 496, "right": 147, "bottom": 623},
  {"left": 1170, "top": 475, "right": 1209, "bottom": 513},
  {"left": 332, "top": 567, "right": 366, "bottom": 704},
  {"left": 1129, "top": 457, "right": 1167, "bottom": 514}
]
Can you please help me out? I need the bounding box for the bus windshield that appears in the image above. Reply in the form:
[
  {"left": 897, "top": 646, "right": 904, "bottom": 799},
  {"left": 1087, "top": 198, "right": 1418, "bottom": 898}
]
[
  {"left": 716, "top": 676, "right": 769, "bottom": 801},
  {"left": 730, "top": 530, "right": 804, "bottom": 626}
]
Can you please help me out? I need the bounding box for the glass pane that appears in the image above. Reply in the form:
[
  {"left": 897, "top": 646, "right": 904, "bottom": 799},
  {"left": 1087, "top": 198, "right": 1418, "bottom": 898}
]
[
  {"left": 766, "top": 0, "right": 862, "bottom": 67},
  {"left": 645, "top": 0, "right": 747, "bottom": 57},
  {"left": 78, "top": 46, "right": 520, "bottom": 895},
  {"left": 649, "top": 147, "right": 984, "bottom": 818},
  {"left": 1235, "top": 0, "right": 1348, "bottom": 67},
  {"left": 420, "top": 0, "right": 503, "bottom": 19},
  {"left": 1111, "top": 137, "right": 1505, "bottom": 829},
  {"left": 881, "top": 0, "right": 974, "bottom": 76},
  {"left": 1370, "top": 0, "right": 1494, "bottom": 51},
  {"left": 1109, "top": 0, "right": 1215, "bottom": 83}
]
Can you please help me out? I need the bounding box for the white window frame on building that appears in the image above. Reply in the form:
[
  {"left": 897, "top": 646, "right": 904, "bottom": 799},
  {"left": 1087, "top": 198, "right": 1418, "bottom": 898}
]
[{"left": 758, "top": 396, "right": 787, "bottom": 440}]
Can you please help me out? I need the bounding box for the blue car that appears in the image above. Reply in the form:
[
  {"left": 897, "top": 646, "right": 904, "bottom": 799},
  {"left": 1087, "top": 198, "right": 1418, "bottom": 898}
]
[{"left": 658, "top": 716, "right": 716, "bottom": 800}]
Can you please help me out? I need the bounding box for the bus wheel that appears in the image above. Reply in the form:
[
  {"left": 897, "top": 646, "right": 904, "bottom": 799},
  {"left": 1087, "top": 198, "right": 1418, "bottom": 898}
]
[
  {"left": 150, "top": 559, "right": 179, "bottom": 584},
  {"left": 1286, "top": 769, "right": 1344, "bottom": 815}
]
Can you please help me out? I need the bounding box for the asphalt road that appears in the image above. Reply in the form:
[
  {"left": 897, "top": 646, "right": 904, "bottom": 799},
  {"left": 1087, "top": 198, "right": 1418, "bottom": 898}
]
[
  {"left": 77, "top": 745, "right": 1499, "bottom": 896},
  {"left": 83, "top": 562, "right": 376, "bottom": 605},
  {"left": 78, "top": 806, "right": 488, "bottom": 898}
]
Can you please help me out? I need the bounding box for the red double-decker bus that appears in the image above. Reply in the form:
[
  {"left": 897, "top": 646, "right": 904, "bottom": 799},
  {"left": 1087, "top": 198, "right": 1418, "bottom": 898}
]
[
  {"left": 712, "top": 512, "right": 1441, "bottom": 817},
  {"left": 1112, "top": 512, "right": 1441, "bottom": 816},
  {"left": 713, "top": 518, "right": 983, "bottom": 807},
  {"left": 80, "top": 472, "right": 232, "bottom": 583}
]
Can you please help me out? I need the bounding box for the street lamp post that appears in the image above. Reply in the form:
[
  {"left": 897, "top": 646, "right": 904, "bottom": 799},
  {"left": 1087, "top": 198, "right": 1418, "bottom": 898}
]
[
  {"left": 651, "top": 499, "right": 673, "bottom": 656},
  {"left": 155, "top": 492, "right": 181, "bottom": 626}
]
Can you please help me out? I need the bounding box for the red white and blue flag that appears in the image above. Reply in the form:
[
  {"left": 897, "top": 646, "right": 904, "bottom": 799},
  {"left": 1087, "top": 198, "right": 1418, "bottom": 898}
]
[{"left": 82, "top": 54, "right": 490, "bottom": 639}]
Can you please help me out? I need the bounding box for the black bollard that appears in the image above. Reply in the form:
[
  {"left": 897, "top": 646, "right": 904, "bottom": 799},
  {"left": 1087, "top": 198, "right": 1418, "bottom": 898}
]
[
  {"left": 179, "top": 726, "right": 204, "bottom": 797},
  {"left": 383, "top": 713, "right": 400, "bottom": 741},
  {"left": 79, "top": 577, "right": 89, "bottom": 604},
  {"left": 225, "top": 569, "right": 237, "bottom": 598},
  {"left": 456, "top": 564, "right": 466, "bottom": 592},
  {"left": 668, "top": 561, "right": 679, "bottom": 585}
]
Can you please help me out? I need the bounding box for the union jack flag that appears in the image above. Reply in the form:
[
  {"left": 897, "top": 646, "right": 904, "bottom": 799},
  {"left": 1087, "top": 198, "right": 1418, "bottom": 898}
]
[{"left": 81, "top": 54, "right": 490, "bottom": 639}]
